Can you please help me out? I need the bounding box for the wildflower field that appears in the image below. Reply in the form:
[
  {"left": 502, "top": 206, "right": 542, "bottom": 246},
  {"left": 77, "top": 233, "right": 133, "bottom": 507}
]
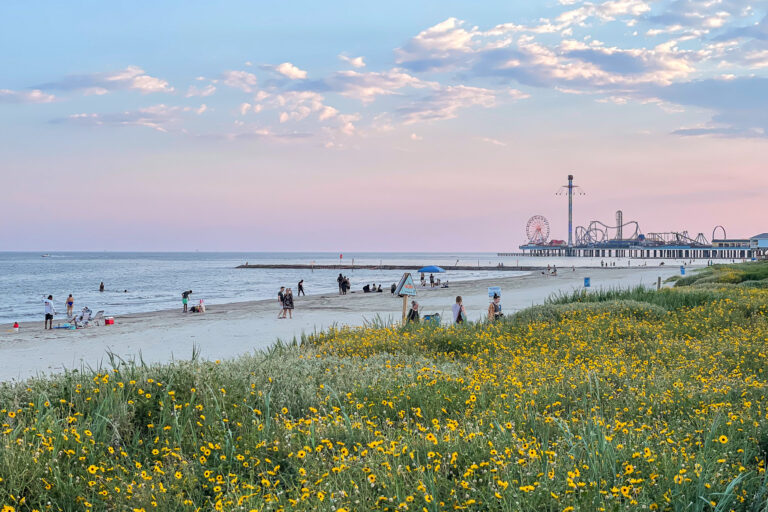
[{"left": 2, "top": 267, "right": 768, "bottom": 511}]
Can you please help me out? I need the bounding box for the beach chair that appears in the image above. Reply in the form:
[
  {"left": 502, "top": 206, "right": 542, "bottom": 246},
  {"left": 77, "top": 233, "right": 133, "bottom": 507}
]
[{"left": 89, "top": 310, "right": 105, "bottom": 326}]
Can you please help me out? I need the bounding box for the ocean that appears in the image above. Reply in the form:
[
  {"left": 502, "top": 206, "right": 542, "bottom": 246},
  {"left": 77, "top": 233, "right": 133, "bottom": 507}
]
[
  {"left": 1, "top": 252, "right": 535, "bottom": 323},
  {"left": 1, "top": 251, "right": 698, "bottom": 324}
]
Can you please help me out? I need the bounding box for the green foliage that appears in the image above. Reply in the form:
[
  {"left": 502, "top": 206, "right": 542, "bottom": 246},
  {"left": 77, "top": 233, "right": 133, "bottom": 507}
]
[
  {"left": 2, "top": 265, "right": 768, "bottom": 511},
  {"left": 675, "top": 261, "right": 768, "bottom": 287}
]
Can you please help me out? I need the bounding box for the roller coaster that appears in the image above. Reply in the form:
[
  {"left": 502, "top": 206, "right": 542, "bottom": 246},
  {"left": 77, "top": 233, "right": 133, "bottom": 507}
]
[
  {"left": 572, "top": 210, "right": 711, "bottom": 247},
  {"left": 574, "top": 210, "right": 641, "bottom": 244},
  {"left": 645, "top": 231, "right": 710, "bottom": 247}
]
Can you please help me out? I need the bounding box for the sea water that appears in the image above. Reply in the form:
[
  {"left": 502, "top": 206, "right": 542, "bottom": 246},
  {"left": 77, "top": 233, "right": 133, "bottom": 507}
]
[
  {"left": 0, "top": 252, "right": 699, "bottom": 323},
  {"left": 0, "top": 252, "right": 520, "bottom": 323}
]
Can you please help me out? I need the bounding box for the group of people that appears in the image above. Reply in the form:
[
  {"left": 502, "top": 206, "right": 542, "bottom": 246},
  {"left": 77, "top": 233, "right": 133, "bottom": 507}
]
[
  {"left": 181, "top": 290, "right": 206, "bottom": 313},
  {"left": 421, "top": 273, "right": 439, "bottom": 287},
  {"left": 419, "top": 273, "right": 448, "bottom": 288},
  {"left": 277, "top": 286, "right": 295, "bottom": 319},
  {"left": 337, "top": 274, "right": 352, "bottom": 295},
  {"left": 405, "top": 294, "right": 503, "bottom": 325},
  {"left": 41, "top": 292, "right": 99, "bottom": 330}
]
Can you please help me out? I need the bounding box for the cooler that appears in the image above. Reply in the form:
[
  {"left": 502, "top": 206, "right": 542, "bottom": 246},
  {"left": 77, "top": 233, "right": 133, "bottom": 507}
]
[{"left": 104, "top": 317, "right": 115, "bottom": 325}]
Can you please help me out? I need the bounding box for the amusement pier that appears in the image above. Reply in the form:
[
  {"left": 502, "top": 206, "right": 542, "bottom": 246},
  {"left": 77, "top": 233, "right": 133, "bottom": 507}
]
[{"left": 501, "top": 175, "right": 768, "bottom": 261}]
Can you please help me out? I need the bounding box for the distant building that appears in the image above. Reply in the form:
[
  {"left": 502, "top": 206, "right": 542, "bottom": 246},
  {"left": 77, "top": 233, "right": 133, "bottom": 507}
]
[
  {"left": 751, "top": 233, "right": 768, "bottom": 259},
  {"left": 712, "top": 238, "right": 751, "bottom": 248}
]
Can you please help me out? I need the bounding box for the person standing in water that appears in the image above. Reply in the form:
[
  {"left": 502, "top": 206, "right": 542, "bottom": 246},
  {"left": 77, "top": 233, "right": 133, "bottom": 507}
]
[
  {"left": 298, "top": 280, "right": 305, "bottom": 296},
  {"left": 452, "top": 296, "right": 466, "bottom": 324},
  {"left": 99, "top": 282, "right": 105, "bottom": 292},
  {"left": 337, "top": 273, "right": 344, "bottom": 295},
  {"left": 283, "top": 288, "right": 294, "bottom": 319},
  {"left": 66, "top": 294, "right": 74, "bottom": 317},
  {"left": 43, "top": 295, "right": 55, "bottom": 330}
]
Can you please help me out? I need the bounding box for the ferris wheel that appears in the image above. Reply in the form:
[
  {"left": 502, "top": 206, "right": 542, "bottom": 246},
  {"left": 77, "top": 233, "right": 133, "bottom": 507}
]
[{"left": 526, "top": 215, "right": 550, "bottom": 244}]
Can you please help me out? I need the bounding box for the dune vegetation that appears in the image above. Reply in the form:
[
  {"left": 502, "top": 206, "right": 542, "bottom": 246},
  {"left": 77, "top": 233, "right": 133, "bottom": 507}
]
[
  {"left": 670, "top": 260, "right": 768, "bottom": 288},
  {"left": 2, "top": 266, "right": 768, "bottom": 511}
]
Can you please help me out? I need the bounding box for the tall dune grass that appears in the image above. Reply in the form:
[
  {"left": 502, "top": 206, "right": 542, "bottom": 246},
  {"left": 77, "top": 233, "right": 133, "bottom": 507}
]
[{"left": 1, "top": 271, "right": 767, "bottom": 511}]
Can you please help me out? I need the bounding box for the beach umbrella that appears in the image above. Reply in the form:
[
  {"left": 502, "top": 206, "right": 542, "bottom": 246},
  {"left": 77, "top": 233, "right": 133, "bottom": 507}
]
[{"left": 417, "top": 265, "right": 446, "bottom": 273}]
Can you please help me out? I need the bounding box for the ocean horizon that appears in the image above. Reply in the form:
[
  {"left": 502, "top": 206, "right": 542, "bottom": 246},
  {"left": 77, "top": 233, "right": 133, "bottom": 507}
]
[
  {"left": 1, "top": 251, "right": 522, "bottom": 323},
  {"left": 1, "top": 251, "right": 704, "bottom": 324}
]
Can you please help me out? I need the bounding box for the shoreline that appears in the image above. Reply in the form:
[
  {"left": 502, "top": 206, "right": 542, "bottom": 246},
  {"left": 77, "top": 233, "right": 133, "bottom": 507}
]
[{"left": 0, "top": 266, "right": 686, "bottom": 382}]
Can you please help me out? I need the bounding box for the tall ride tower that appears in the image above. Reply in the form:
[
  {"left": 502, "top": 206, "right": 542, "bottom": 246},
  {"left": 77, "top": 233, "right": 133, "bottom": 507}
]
[{"left": 556, "top": 174, "right": 584, "bottom": 255}]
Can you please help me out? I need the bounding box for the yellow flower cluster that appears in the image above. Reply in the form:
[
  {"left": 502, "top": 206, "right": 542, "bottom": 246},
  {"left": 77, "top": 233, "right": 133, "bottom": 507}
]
[{"left": 1, "top": 284, "right": 767, "bottom": 510}]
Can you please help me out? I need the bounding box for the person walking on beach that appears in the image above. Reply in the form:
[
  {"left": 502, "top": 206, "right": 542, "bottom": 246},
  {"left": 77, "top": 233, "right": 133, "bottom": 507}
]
[
  {"left": 452, "top": 296, "right": 466, "bottom": 324},
  {"left": 337, "top": 273, "right": 344, "bottom": 295},
  {"left": 406, "top": 301, "right": 419, "bottom": 324},
  {"left": 283, "top": 288, "right": 294, "bottom": 319},
  {"left": 429, "top": 273, "right": 435, "bottom": 288},
  {"left": 66, "top": 294, "right": 74, "bottom": 317},
  {"left": 277, "top": 287, "right": 286, "bottom": 319},
  {"left": 43, "top": 295, "right": 55, "bottom": 330},
  {"left": 488, "top": 294, "right": 503, "bottom": 322},
  {"left": 298, "top": 280, "right": 305, "bottom": 296},
  {"left": 99, "top": 281, "right": 104, "bottom": 292}
]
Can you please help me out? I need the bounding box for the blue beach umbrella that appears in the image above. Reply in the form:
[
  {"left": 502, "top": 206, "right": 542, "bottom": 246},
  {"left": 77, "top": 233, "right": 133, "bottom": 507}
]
[{"left": 417, "top": 265, "right": 446, "bottom": 273}]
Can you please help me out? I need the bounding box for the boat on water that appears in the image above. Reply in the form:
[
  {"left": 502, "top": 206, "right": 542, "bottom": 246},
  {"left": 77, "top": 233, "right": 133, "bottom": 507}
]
[{"left": 41, "top": 254, "right": 50, "bottom": 258}]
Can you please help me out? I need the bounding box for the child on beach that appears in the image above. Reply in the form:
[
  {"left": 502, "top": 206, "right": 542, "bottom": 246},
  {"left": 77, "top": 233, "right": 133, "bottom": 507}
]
[
  {"left": 298, "top": 280, "right": 305, "bottom": 296},
  {"left": 43, "top": 295, "right": 55, "bottom": 330},
  {"left": 66, "top": 294, "right": 74, "bottom": 317}
]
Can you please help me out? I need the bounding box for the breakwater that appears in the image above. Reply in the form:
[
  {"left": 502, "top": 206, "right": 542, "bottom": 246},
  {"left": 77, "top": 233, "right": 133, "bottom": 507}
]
[{"left": 236, "top": 264, "right": 546, "bottom": 271}]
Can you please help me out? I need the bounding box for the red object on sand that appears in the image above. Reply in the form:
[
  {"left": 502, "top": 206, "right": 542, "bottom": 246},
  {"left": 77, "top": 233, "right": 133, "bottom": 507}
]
[
  {"left": 105, "top": 317, "right": 115, "bottom": 325},
  {"left": 13, "top": 322, "right": 19, "bottom": 328}
]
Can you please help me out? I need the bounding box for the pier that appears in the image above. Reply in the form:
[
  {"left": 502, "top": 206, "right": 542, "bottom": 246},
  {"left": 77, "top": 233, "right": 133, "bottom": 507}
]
[{"left": 237, "top": 264, "right": 548, "bottom": 271}]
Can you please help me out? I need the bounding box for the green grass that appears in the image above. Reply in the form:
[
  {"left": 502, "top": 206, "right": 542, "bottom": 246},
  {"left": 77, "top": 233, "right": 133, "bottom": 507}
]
[
  {"left": 674, "top": 261, "right": 768, "bottom": 287},
  {"left": 1, "top": 263, "right": 768, "bottom": 511}
]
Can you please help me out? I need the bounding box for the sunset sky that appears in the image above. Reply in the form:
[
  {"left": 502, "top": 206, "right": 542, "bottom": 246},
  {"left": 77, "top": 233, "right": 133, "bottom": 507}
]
[{"left": 2, "top": 1, "right": 767, "bottom": 251}]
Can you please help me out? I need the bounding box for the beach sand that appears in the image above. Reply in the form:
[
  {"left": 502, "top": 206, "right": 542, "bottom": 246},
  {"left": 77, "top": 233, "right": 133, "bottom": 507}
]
[{"left": 0, "top": 266, "right": 684, "bottom": 382}]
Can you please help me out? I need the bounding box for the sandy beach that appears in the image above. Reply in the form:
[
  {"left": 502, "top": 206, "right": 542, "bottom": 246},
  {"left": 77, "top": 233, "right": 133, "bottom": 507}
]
[{"left": 0, "top": 266, "right": 684, "bottom": 382}]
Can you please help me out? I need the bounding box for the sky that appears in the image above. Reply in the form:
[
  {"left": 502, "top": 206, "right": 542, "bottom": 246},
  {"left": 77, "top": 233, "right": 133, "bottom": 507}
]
[{"left": 1, "top": 0, "right": 767, "bottom": 252}]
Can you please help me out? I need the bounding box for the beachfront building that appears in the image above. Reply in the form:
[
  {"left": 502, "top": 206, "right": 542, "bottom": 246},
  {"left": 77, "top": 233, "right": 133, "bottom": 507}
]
[
  {"left": 751, "top": 233, "right": 768, "bottom": 260},
  {"left": 712, "top": 238, "right": 751, "bottom": 248}
]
